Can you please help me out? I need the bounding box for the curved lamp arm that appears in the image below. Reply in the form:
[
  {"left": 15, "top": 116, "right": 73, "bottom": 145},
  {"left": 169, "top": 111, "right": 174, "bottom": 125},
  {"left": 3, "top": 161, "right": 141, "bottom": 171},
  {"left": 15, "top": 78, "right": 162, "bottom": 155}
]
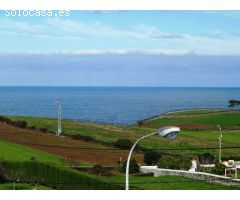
[{"left": 125, "top": 132, "right": 156, "bottom": 190}]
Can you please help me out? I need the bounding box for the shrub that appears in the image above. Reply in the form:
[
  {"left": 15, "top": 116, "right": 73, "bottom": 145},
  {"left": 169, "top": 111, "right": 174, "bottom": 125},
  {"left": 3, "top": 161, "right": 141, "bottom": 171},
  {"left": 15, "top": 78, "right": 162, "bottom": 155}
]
[
  {"left": 92, "top": 165, "right": 114, "bottom": 176},
  {"left": 30, "top": 157, "right": 36, "bottom": 161},
  {"left": 137, "top": 120, "right": 144, "bottom": 127},
  {"left": 29, "top": 126, "right": 37, "bottom": 130},
  {"left": 39, "top": 127, "right": 48, "bottom": 133},
  {"left": 10, "top": 120, "right": 27, "bottom": 129},
  {"left": 114, "top": 139, "right": 140, "bottom": 150},
  {"left": 178, "top": 156, "right": 192, "bottom": 170},
  {"left": 0, "top": 159, "right": 7, "bottom": 183},
  {"left": 0, "top": 161, "right": 122, "bottom": 190},
  {"left": 212, "top": 163, "right": 226, "bottom": 175},
  {"left": 120, "top": 159, "right": 140, "bottom": 174},
  {"left": 198, "top": 153, "right": 215, "bottom": 164},
  {"left": 157, "top": 155, "right": 191, "bottom": 170},
  {"left": 71, "top": 134, "right": 95, "bottom": 142},
  {"left": 92, "top": 164, "right": 104, "bottom": 175},
  {"left": 157, "top": 155, "right": 178, "bottom": 169},
  {"left": 144, "top": 151, "right": 161, "bottom": 165},
  {"left": 0, "top": 116, "right": 11, "bottom": 124}
]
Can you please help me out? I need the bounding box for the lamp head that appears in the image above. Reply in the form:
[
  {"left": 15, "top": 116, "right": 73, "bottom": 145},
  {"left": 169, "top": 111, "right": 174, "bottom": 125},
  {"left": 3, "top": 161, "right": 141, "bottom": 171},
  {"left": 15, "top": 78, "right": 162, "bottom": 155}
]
[{"left": 155, "top": 126, "right": 180, "bottom": 140}]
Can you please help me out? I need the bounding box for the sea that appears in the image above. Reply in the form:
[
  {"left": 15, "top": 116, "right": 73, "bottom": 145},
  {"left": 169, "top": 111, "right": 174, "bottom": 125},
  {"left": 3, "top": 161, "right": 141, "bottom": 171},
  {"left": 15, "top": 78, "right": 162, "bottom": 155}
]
[{"left": 0, "top": 87, "right": 240, "bottom": 125}]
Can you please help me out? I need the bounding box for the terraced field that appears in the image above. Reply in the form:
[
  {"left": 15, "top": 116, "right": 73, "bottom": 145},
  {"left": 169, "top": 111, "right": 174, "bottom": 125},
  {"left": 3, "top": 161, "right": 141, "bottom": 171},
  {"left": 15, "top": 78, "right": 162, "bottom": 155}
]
[
  {"left": 1, "top": 110, "right": 240, "bottom": 190},
  {"left": 5, "top": 112, "right": 240, "bottom": 159},
  {"left": 0, "top": 122, "right": 142, "bottom": 165},
  {"left": 142, "top": 110, "right": 240, "bottom": 130}
]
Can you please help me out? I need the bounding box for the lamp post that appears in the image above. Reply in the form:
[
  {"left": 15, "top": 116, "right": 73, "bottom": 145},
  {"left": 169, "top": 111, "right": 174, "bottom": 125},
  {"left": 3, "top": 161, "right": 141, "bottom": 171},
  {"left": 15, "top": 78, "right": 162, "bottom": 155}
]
[
  {"left": 217, "top": 125, "right": 223, "bottom": 163},
  {"left": 125, "top": 126, "right": 180, "bottom": 190}
]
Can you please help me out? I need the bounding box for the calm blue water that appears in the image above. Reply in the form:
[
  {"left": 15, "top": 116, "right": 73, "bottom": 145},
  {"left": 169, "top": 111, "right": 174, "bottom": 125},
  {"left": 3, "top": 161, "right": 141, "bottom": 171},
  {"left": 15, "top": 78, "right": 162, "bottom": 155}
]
[{"left": 0, "top": 87, "right": 240, "bottom": 125}]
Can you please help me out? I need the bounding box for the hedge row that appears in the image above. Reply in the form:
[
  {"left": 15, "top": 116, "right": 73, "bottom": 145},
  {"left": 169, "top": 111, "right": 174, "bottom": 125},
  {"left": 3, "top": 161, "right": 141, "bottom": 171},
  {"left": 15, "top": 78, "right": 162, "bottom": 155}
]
[
  {"left": 0, "top": 161, "right": 123, "bottom": 190},
  {"left": 0, "top": 116, "right": 27, "bottom": 129}
]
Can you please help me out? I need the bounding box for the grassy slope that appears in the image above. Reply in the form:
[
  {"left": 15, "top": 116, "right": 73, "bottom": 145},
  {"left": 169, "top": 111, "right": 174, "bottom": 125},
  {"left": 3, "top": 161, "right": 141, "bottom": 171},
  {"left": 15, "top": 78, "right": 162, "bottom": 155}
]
[
  {"left": 0, "top": 122, "right": 239, "bottom": 190},
  {"left": 7, "top": 115, "right": 240, "bottom": 158},
  {"left": 0, "top": 139, "right": 63, "bottom": 165},
  {"left": 143, "top": 113, "right": 240, "bottom": 130},
  {"left": 166, "top": 109, "right": 233, "bottom": 115},
  {"left": 0, "top": 183, "right": 50, "bottom": 190},
  {"left": 100, "top": 175, "right": 239, "bottom": 190}
]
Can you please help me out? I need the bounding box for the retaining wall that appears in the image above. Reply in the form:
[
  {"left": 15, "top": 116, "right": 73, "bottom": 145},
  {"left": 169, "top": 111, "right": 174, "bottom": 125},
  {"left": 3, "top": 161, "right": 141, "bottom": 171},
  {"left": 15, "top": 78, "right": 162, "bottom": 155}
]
[{"left": 140, "top": 166, "right": 240, "bottom": 187}]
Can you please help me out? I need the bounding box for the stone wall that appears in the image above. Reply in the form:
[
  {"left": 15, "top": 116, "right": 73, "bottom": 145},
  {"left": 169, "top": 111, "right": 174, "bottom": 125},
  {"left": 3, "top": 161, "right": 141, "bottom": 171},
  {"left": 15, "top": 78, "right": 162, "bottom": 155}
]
[{"left": 140, "top": 166, "right": 240, "bottom": 187}]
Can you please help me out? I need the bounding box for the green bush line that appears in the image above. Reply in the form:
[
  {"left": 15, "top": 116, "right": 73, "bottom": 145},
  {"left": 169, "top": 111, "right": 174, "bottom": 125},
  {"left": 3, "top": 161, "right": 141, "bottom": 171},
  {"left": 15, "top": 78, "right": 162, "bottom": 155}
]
[{"left": 0, "top": 161, "right": 123, "bottom": 190}]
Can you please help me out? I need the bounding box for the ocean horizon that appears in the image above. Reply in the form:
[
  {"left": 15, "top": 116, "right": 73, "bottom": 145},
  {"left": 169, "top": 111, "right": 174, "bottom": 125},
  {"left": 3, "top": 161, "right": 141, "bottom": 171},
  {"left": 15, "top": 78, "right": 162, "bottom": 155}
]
[{"left": 0, "top": 86, "right": 240, "bottom": 125}]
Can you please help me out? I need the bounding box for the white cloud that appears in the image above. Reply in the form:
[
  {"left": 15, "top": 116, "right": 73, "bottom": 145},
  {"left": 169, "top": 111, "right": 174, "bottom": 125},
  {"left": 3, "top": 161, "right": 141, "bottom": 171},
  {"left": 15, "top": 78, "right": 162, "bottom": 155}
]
[
  {"left": 1, "top": 17, "right": 240, "bottom": 55},
  {"left": 0, "top": 49, "right": 193, "bottom": 56}
]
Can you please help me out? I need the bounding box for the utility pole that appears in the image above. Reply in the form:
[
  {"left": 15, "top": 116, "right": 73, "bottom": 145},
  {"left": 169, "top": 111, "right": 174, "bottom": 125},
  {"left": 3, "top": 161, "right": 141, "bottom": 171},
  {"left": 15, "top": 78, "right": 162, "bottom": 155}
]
[
  {"left": 55, "top": 99, "right": 62, "bottom": 136},
  {"left": 217, "top": 125, "right": 223, "bottom": 163}
]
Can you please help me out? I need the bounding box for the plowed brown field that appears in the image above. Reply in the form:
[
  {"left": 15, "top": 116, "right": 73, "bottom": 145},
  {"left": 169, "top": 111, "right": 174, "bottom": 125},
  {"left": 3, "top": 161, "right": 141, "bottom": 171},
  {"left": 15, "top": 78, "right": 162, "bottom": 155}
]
[{"left": 0, "top": 122, "right": 143, "bottom": 164}]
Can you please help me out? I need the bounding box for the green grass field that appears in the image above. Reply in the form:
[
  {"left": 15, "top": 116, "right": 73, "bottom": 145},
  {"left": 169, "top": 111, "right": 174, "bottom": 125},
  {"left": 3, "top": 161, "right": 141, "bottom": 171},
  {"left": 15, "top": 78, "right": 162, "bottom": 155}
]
[
  {"left": 0, "top": 183, "right": 50, "bottom": 190},
  {"left": 0, "top": 140, "right": 63, "bottom": 165},
  {"left": 166, "top": 109, "right": 234, "bottom": 115},
  {"left": 99, "top": 175, "right": 239, "bottom": 190},
  {"left": 6, "top": 114, "right": 240, "bottom": 158},
  {"left": 143, "top": 113, "right": 240, "bottom": 130},
  {"left": 0, "top": 130, "right": 239, "bottom": 190}
]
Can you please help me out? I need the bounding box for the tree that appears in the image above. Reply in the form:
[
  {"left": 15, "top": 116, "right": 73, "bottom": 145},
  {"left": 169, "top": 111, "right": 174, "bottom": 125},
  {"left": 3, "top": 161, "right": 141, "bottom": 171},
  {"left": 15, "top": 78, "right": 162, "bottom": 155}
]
[
  {"left": 157, "top": 155, "right": 191, "bottom": 170},
  {"left": 157, "top": 155, "right": 179, "bottom": 169},
  {"left": 120, "top": 159, "right": 140, "bottom": 174},
  {"left": 178, "top": 156, "right": 192, "bottom": 170},
  {"left": 144, "top": 151, "right": 161, "bottom": 165},
  {"left": 10, "top": 120, "right": 28, "bottom": 129},
  {"left": 228, "top": 100, "right": 240, "bottom": 109},
  {"left": 212, "top": 163, "right": 226, "bottom": 175},
  {"left": 198, "top": 153, "right": 215, "bottom": 164}
]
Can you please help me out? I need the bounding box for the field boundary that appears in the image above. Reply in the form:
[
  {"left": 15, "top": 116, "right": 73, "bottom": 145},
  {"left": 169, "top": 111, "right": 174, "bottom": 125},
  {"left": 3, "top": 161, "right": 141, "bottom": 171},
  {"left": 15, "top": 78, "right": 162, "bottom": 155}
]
[{"left": 139, "top": 108, "right": 240, "bottom": 123}]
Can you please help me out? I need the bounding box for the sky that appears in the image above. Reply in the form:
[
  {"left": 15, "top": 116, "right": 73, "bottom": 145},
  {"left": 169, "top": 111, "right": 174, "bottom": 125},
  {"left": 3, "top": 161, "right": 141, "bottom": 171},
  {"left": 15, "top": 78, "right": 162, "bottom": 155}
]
[{"left": 0, "top": 10, "right": 240, "bottom": 87}]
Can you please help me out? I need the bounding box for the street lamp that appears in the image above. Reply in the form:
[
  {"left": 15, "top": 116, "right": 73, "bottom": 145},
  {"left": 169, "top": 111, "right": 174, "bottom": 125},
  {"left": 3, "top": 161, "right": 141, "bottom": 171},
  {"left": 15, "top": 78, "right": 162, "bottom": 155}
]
[
  {"left": 125, "top": 126, "right": 180, "bottom": 190},
  {"left": 217, "top": 125, "right": 223, "bottom": 163}
]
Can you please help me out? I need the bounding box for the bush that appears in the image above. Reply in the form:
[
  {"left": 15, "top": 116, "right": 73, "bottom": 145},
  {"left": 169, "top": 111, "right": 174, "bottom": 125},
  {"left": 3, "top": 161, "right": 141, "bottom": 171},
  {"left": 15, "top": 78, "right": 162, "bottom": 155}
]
[
  {"left": 39, "top": 127, "right": 48, "bottom": 133},
  {"left": 10, "top": 120, "right": 27, "bottom": 129},
  {"left": 157, "top": 155, "right": 178, "bottom": 169},
  {"left": 198, "top": 153, "right": 215, "bottom": 164},
  {"left": 91, "top": 164, "right": 113, "bottom": 176},
  {"left": 178, "top": 156, "right": 192, "bottom": 170},
  {"left": 120, "top": 159, "right": 140, "bottom": 174},
  {"left": 0, "top": 159, "right": 7, "bottom": 183},
  {"left": 0, "top": 116, "right": 12, "bottom": 124},
  {"left": 0, "top": 161, "right": 122, "bottom": 190},
  {"left": 144, "top": 151, "right": 161, "bottom": 165},
  {"left": 212, "top": 163, "right": 226, "bottom": 175},
  {"left": 92, "top": 164, "right": 104, "bottom": 175},
  {"left": 29, "top": 126, "right": 37, "bottom": 130},
  {"left": 157, "top": 155, "right": 191, "bottom": 170},
  {"left": 71, "top": 134, "right": 95, "bottom": 142},
  {"left": 114, "top": 139, "right": 140, "bottom": 150}
]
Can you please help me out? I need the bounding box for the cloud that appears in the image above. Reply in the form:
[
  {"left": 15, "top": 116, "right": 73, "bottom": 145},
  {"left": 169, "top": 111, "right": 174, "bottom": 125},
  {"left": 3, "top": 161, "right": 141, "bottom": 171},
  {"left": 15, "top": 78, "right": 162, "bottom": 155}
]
[
  {"left": 0, "top": 18, "right": 84, "bottom": 41},
  {"left": 0, "top": 49, "right": 193, "bottom": 56},
  {"left": 1, "top": 16, "right": 240, "bottom": 55}
]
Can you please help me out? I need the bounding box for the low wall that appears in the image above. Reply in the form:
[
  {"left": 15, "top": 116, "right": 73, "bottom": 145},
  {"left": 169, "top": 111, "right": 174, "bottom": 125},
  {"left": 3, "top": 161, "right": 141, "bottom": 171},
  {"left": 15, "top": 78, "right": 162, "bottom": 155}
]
[{"left": 140, "top": 166, "right": 240, "bottom": 187}]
